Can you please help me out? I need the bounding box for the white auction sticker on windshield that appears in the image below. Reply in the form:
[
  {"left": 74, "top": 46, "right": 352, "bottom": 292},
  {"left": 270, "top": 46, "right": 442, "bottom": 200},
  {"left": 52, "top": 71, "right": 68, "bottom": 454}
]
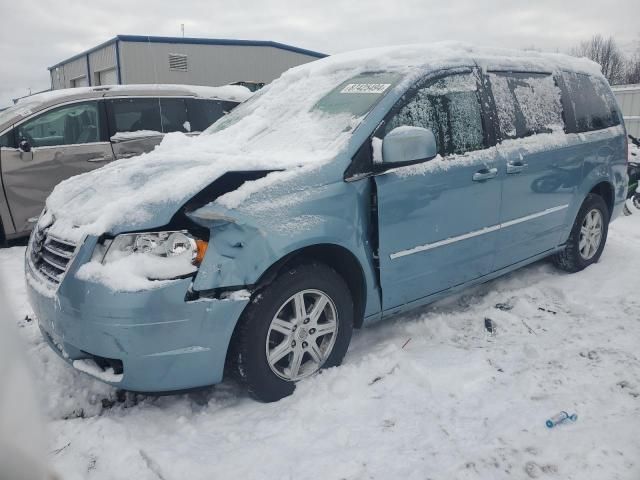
[{"left": 341, "top": 83, "right": 391, "bottom": 94}]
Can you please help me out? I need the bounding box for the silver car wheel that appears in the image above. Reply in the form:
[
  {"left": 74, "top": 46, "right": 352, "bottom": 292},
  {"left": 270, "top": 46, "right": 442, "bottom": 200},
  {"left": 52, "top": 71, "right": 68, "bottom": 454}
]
[
  {"left": 265, "top": 289, "right": 338, "bottom": 381},
  {"left": 579, "top": 208, "right": 603, "bottom": 260}
]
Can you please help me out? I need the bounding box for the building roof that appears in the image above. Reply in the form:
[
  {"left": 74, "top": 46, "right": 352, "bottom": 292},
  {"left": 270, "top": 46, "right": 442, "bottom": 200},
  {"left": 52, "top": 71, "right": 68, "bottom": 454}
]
[{"left": 48, "top": 35, "right": 328, "bottom": 70}]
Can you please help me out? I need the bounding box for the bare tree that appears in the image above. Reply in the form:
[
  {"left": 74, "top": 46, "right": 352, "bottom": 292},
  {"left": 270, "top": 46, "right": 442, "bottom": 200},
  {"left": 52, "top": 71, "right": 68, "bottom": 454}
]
[
  {"left": 571, "top": 35, "right": 626, "bottom": 84},
  {"left": 626, "top": 53, "right": 640, "bottom": 85}
]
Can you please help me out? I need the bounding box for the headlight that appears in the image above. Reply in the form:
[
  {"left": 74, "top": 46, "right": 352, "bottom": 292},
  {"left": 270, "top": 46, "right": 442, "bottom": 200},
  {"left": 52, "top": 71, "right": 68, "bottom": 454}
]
[{"left": 100, "top": 231, "right": 208, "bottom": 279}]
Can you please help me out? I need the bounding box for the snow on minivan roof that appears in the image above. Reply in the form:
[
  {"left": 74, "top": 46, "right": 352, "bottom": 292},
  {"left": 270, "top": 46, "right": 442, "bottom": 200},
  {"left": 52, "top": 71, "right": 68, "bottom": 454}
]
[{"left": 45, "top": 42, "right": 603, "bottom": 239}]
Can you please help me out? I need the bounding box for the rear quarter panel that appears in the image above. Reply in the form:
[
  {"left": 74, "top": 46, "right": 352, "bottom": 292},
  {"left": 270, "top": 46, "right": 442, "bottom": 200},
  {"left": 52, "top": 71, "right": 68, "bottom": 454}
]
[{"left": 559, "top": 125, "right": 627, "bottom": 244}]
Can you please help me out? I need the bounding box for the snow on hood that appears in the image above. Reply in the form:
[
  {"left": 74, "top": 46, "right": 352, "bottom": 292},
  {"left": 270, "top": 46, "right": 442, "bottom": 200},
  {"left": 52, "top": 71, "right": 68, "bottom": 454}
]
[{"left": 45, "top": 42, "right": 601, "bottom": 239}]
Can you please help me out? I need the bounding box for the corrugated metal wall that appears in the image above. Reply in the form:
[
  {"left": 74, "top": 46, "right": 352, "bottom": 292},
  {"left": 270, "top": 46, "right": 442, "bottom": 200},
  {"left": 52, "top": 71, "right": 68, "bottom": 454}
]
[
  {"left": 50, "top": 44, "right": 118, "bottom": 89},
  {"left": 50, "top": 56, "right": 88, "bottom": 89},
  {"left": 119, "top": 42, "right": 317, "bottom": 86},
  {"left": 613, "top": 85, "right": 640, "bottom": 138},
  {"left": 88, "top": 44, "right": 117, "bottom": 85}
]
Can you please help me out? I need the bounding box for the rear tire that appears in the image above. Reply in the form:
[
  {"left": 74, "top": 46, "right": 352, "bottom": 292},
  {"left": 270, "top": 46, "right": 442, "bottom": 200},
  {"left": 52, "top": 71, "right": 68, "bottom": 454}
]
[
  {"left": 233, "top": 262, "right": 354, "bottom": 402},
  {"left": 553, "top": 193, "right": 609, "bottom": 273}
]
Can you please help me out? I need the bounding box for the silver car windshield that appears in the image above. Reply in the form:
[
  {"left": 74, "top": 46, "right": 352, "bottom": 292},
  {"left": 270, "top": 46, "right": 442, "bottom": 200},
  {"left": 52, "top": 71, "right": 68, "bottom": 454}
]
[{"left": 0, "top": 99, "right": 43, "bottom": 129}]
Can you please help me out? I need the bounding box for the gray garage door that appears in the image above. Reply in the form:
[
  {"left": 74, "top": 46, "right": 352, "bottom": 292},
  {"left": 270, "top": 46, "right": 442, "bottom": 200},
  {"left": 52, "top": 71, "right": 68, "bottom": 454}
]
[{"left": 99, "top": 69, "right": 118, "bottom": 86}]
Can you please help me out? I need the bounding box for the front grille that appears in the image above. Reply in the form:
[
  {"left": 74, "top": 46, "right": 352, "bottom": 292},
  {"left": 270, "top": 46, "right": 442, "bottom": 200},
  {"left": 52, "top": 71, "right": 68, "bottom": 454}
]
[{"left": 29, "top": 226, "right": 79, "bottom": 286}]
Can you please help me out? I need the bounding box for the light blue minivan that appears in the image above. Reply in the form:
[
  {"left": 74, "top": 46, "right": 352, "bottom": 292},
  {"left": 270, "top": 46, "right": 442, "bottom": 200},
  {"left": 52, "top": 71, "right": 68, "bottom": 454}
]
[{"left": 26, "top": 44, "right": 628, "bottom": 401}]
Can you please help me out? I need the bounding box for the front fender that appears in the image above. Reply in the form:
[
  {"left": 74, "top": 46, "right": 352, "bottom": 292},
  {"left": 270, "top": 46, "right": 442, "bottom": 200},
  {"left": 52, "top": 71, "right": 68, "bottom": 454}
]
[
  {"left": 191, "top": 215, "right": 367, "bottom": 291},
  {"left": 188, "top": 179, "right": 378, "bottom": 303}
]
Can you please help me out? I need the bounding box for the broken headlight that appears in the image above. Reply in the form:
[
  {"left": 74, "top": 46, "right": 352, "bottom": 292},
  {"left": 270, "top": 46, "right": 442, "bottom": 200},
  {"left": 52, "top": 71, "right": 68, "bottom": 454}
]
[{"left": 101, "top": 231, "right": 208, "bottom": 276}]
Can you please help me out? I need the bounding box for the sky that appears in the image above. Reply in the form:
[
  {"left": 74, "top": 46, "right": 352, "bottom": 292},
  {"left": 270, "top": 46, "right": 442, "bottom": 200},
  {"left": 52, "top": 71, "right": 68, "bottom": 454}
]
[{"left": 1, "top": 0, "right": 638, "bottom": 107}]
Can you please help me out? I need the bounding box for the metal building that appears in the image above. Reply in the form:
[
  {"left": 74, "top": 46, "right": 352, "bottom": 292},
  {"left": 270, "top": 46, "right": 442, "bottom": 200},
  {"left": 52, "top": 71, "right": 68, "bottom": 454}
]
[
  {"left": 612, "top": 84, "right": 640, "bottom": 138},
  {"left": 48, "top": 35, "right": 327, "bottom": 90}
]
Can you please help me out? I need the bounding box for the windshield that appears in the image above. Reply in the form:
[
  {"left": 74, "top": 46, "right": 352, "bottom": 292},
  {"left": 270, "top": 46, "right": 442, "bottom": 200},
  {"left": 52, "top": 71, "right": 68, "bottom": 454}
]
[
  {"left": 0, "top": 98, "right": 50, "bottom": 129},
  {"left": 314, "top": 72, "right": 402, "bottom": 116},
  {"left": 206, "top": 71, "right": 402, "bottom": 137}
]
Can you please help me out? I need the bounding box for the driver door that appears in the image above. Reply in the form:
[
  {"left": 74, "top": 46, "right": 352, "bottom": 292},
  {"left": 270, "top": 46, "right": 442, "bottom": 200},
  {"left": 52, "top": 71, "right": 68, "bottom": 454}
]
[
  {"left": 373, "top": 71, "right": 503, "bottom": 311},
  {"left": 2, "top": 101, "right": 113, "bottom": 234}
]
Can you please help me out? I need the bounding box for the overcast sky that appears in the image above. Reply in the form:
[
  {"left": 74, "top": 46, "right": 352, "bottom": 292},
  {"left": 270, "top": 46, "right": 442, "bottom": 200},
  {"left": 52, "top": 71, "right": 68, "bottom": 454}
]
[{"left": 1, "top": 0, "right": 638, "bottom": 107}]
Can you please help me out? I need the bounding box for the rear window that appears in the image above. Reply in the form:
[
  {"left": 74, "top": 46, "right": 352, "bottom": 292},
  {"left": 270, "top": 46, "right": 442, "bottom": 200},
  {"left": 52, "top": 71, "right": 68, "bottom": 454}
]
[
  {"left": 561, "top": 72, "right": 620, "bottom": 133},
  {"left": 489, "top": 72, "right": 564, "bottom": 140}
]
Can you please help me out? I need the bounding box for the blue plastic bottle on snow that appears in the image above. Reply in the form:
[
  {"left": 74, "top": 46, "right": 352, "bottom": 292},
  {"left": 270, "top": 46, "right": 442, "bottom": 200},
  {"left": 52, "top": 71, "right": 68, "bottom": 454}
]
[{"left": 545, "top": 411, "right": 578, "bottom": 428}]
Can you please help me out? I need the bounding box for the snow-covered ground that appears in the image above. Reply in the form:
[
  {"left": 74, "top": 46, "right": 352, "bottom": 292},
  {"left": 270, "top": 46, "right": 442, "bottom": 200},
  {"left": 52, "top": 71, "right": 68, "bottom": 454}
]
[{"left": 1, "top": 213, "right": 640, "bottom": 479}]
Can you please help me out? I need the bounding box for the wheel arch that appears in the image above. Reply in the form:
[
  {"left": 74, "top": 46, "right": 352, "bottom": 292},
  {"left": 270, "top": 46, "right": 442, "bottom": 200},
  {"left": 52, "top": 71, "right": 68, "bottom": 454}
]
[
  {"left": 252, "top": 243, "right": 368, "bottom": 329},
  {"left": 588, "top": 180, "right": 614, "bottom": 216}
]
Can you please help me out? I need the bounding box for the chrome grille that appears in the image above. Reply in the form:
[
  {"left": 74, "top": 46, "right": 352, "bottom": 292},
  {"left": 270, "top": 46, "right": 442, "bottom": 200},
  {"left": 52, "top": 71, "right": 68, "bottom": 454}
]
[{"left": 29, "top": 226, "right": 78, "bottom": 286}]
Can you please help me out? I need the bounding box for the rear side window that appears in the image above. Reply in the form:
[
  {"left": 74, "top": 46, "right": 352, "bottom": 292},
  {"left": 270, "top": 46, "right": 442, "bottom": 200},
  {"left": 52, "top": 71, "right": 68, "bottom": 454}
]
[
  {"left": 107, "top": 98, "right": 162, "bottom": 138},
  {"left": 383, "top": 72, "right": 485, "bottom": 156},
  {"left": 186, "top": 99, "right": 238, "bottom": 132},
  {"left": 561, "top": 72, "right": 620, "bottom": 133},
  {"left": 488, "top": 72, "right": 564, "bottom": 140},
  {"left": 159, "top": 99, "right": 189, "bottom": 133}
]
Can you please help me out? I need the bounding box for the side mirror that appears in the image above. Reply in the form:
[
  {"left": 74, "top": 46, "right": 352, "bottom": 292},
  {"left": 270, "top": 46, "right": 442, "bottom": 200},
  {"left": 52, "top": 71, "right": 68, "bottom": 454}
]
[
  {"left": 378, "top": 126, "right": 437, "bottom": 170},
  {"left": 19, "top": 139, "right": 31, "bottom": 153}
]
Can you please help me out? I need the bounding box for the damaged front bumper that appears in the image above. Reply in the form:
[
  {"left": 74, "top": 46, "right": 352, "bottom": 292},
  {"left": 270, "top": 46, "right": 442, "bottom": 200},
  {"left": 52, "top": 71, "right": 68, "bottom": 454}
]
[{"left": 26, "top": 246, "right": 249, "bottom": 392}]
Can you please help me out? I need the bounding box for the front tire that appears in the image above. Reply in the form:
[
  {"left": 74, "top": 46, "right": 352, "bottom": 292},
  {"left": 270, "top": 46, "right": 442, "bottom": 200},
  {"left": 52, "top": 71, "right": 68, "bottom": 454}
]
[
  {"left": 553, "top": 193, "right": 610, "bottom": 273},
  {"left": 233, "top": 262, "right": 354, "bottom": 402}
]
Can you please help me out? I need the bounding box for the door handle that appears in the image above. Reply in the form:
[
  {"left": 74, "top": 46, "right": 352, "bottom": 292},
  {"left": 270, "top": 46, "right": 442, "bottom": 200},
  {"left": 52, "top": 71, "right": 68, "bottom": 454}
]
[
  {"left": 119, "top": 152, "right": 138, "bottom": 159},
  {"left": 87, "top": 156, "right": 111, "bottom": 163},
  {"left": 472, "top": 168, "right": 498, "bottom": 182},
  {"left": 506, "top": 161, "right": 528, "bottom": 174}
]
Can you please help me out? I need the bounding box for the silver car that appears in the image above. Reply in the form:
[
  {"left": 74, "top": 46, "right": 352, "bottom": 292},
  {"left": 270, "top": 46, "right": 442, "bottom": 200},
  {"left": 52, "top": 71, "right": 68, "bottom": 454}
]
[{"left": 0, "top": 84, "right": 251, "bottom": 242}]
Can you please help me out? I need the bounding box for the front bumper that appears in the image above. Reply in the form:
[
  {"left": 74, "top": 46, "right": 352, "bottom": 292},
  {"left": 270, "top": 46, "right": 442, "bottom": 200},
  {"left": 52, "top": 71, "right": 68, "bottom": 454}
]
[{"left": 26, "top": 238, "right": 249, "bottom": 392}]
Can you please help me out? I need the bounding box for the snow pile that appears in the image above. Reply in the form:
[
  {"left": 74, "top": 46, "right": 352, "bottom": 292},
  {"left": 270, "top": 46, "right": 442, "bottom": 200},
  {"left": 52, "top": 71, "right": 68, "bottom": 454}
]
[
  {"left": 110, "top": 130, "right": 163, "bottom": 142},
  {"left": 0, "top": 281, "right": 49, "bottom": 479},
  {"left": 44, "top": 43, "right": 602, "bottom": 239},
  {"left": 2, "top": 213, "right": 640, "bottom": 479}
]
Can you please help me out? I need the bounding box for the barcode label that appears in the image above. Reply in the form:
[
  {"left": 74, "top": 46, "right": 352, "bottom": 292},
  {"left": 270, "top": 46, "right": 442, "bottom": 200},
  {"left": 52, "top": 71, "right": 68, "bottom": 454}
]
[{"left": 340, "top": 83, "right": 391, "bottom": 94}]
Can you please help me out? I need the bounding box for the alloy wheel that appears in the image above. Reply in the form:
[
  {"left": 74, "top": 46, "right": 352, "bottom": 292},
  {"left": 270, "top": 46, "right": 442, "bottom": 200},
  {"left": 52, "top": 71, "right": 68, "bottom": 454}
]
[
  {"left": 579, "top": 208, "right": 603, "bottom": 260},
  {"left": 265, "top": 289, "right": 338, "bottom": 381}
]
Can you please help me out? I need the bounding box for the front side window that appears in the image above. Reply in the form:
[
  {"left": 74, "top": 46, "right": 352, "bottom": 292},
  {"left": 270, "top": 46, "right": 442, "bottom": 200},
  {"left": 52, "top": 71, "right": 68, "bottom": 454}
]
[
  {"left": 16, "top": 102, "right": 100, "bottom": 148},
  {"left": 107, "top": 98, "right": 162, "bottom": 138},
  {"left": 0, "top": 129, "right": 16, "bottom": 148},
  {"left": 489, "top": 72, "right": 564, "bottom": 140},
  {"left": 383, "top": 72, "right": 485, "bottom": 156},
  {"left": 561, "top": 72, "right": 620, "bottom": 133}
]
